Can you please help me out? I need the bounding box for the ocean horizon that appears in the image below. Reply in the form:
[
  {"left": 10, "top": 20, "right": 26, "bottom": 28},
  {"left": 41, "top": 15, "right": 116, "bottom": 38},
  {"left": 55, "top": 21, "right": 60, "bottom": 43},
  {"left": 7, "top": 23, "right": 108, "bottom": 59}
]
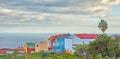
[{"left": 0, "top": 33, "right": 119, "bottom": 49}]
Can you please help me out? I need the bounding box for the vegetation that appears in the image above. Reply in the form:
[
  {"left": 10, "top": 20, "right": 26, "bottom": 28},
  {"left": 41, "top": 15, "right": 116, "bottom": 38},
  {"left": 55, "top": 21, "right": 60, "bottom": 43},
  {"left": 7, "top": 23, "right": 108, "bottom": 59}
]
[{"left": 73, "top": 34, "right": 120, "bottom": 59}]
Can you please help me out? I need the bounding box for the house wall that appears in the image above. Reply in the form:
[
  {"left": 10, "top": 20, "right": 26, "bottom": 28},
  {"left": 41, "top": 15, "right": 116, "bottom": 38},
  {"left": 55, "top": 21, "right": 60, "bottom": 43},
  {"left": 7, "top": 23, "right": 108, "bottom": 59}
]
[
  {"left": 53, "top": 37, "right": 65, "bottom": 52},
  {"left": 68, "top": 34, "right": 96, "bottom": 53},
  {"left": 6, "top": 49, "right": 14, "bottom": 54},
  {"left": 27, "top": 48, "right": 35, "bottom": 53},
  {"left": 79, "top": 39, "right": 95, "bottom": 44},
  {"left": 23, "top": 43, "right": 28, "bottom": 53},
  {"left": 69, "top": 34, "right": 95, "bottom": 44},
  {"left": 35, "top": 41, "right": 48, "bottom": 52},
  {"left": 64, "top": 38, "right": 72, "bottom": 51},
  {"left": 24, "top": 42, "right": 35, "bottom": 53}
]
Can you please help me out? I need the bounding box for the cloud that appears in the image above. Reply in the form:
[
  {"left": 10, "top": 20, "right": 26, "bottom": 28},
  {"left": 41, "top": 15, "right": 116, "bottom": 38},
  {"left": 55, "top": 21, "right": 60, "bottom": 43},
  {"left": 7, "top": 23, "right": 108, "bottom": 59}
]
[
  {"left": 0, "top": 8, "right": 48, "bottom": 25},
  {"left": 0, "top": 0, "right": 120, "bottom": 33},
  {"left": 101, "top": 0, "right": 120, "bottom": 5}
]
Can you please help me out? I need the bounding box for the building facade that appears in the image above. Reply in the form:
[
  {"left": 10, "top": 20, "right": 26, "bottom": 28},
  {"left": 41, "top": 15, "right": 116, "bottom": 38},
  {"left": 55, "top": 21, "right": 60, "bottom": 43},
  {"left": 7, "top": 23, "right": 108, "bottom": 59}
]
[
  {"left": 48, "top": 34, "right": 67, "bottom": 51},
  {"left": 24, "top": 42, "right": 35, "bottom": 53},
  {"left": 35, "top": 41, "right": 48, "bottom": 52},
  {"left": 53, "top": 34, "right": 72, "bottom": 53}
]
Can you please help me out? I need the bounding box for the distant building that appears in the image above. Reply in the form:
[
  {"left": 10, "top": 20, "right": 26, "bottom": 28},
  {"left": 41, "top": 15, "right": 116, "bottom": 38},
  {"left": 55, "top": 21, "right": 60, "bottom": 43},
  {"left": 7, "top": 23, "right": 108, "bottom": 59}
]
[
  {"left": 0, "top": 48, "right": 14, "bottom": 55},
  {"left": 15, "top": 47, "right": 24, "bottom": 53},
  {"left": 24, "top": 42, "right": 35, "bottom": 53},
  {"left": 0, "top": 48, "right": 6, "bottom": 55},
  {"left": 72, "top": 34, "right": 98, "bottom": 52},
  {"left": 35, "top": 41, "right": 48, "bottom": 52}
]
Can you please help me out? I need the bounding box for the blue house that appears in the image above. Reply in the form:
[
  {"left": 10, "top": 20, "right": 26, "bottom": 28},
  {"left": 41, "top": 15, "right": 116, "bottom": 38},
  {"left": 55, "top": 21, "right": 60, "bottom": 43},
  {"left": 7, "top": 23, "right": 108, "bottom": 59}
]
[{"left": 53, "top": 34, "right": 72, "bottom": 52}]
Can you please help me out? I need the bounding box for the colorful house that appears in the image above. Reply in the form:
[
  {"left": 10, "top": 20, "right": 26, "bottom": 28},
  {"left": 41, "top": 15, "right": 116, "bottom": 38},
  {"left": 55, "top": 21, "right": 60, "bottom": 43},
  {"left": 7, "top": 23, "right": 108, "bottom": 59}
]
[
  {"left": 53, "top": 34, "right": 72, "bottom": 53},
  {"left": 24, "top": 42, "right": 35, "bottom": 53},
  {"left": 48, "top": 34, "right": 67, "bottom": 51},
  {"left": 52, "top": 34, "right": 98, "bottom": 54},
  {"left": 35, "top": 41, "right": 48, "bottom": 52},
  {"left": 53, "top": 36, "right": 72, "bottom": 53}
]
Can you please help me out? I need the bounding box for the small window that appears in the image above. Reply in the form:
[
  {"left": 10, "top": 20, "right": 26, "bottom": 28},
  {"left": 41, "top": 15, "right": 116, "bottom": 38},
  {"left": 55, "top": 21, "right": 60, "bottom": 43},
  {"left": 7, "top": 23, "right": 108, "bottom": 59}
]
[{"left": 36, "top": 45, "right": 39, "bottom": 47}]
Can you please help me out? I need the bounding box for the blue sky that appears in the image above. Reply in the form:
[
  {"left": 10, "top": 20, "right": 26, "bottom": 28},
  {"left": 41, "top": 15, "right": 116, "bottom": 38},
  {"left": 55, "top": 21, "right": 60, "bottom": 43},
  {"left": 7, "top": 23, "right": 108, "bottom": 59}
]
[{"left": 0, "top": 0, "right": 120, "bottom": 33}]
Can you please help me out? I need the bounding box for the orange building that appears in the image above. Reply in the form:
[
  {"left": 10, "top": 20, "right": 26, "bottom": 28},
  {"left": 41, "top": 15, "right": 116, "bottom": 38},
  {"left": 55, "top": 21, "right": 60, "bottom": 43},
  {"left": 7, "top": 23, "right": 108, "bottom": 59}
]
[{"left": 35, "top": 41, "right": 48, "bottom": 52}]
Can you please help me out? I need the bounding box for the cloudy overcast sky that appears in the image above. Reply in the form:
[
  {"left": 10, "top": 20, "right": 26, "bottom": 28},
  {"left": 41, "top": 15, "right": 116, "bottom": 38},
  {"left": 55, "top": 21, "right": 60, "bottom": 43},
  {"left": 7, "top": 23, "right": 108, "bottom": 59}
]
[{"left": 0, "top": 0, "right": 120, "bottom": 33}]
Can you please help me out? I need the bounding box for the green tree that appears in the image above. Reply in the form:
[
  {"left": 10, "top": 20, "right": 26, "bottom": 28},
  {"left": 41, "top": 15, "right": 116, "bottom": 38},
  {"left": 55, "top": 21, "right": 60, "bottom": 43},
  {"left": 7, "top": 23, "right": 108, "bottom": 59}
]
[
  {"left": 98, "top": 20, "right": 108, "bottom": 34},
  {"left": 113, "top": 36, "right": 120, "bottom": 59},
  {"left": 74, "top": 44, "right": 89, "bottom": 59},
  {"left": 89, "top": 34, "right": 116, "bottom": 58}
]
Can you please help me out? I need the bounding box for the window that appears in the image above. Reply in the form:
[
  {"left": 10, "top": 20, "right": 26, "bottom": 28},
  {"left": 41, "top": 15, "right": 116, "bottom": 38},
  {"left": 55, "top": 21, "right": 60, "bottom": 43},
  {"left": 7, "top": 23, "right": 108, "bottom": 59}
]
[{"left": 36, "top": 45, "right": 39, "bottom": 47}]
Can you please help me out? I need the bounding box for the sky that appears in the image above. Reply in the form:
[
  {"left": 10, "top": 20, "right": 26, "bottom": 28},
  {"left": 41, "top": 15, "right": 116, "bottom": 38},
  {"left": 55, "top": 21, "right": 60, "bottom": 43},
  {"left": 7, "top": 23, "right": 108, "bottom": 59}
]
[{"left": 0, "top": 0, "right": 120, "bottom": 33}]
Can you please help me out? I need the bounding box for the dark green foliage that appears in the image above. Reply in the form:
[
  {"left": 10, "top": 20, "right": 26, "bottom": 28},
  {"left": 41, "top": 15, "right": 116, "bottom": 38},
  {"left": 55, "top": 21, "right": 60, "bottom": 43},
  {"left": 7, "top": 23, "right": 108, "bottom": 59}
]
[{"left": 89, "top": 34, "right": 120, "bottom": 58}]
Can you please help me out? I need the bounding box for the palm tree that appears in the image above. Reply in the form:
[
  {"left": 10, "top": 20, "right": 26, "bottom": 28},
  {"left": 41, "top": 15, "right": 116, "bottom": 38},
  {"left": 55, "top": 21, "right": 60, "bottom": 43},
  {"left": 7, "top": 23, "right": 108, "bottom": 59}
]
[{"left": 98, "top": 20, "right": 108, "bottom": 34}]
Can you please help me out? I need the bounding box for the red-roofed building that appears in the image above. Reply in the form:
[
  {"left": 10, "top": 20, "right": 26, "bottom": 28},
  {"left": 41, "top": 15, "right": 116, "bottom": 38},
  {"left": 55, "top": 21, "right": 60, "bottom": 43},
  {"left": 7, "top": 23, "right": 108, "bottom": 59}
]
[
  {"left": 15, "top": 47, "right": 24, "bottom": 53},
  {"left": 0, "top": 48, "right": 6, "bottom": 55},
  {"left": 68, "top": 34, "right": 98, "bottom": 53},
  {"left": 72, "top": 34, "right": 98, "bottom": 45},
  {"left": 48, "top": 34, "right": 67, "bottom": 51},
  {"left": 15, "top": 47, "right": 24, "bottom": 51},
  {"left": 0, "top": 48, "right": 14, "bottom": 55}
]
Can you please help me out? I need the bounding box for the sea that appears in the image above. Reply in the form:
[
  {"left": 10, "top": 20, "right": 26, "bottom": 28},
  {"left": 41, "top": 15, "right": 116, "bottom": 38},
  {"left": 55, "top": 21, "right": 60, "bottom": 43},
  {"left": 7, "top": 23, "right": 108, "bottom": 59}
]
[
  {"left": 0, "top": 33, "right": 119, "bottom": 49},
  {"left": 0, "top": 33, "right": 55, "bottom": 48}
]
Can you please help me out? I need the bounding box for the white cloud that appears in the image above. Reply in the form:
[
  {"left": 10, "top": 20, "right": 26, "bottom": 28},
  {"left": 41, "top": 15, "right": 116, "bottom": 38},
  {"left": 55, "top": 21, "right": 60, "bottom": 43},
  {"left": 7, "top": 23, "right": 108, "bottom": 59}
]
[{"left": 101, "top": 0, "right": 120, "bottom": 5}]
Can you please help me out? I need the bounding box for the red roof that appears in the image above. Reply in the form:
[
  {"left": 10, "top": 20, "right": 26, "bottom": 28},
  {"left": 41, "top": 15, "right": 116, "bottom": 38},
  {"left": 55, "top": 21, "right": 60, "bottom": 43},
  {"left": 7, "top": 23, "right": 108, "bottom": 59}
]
[
  {"left": 48, "top": 34, "right": 67, "bottom": 44},
  {"left": 48, "top": 34, "right": 67, "bottom": 40},
  {"left": 15, "top": 47, "right": 24, "bottom": 51},
  {"left": 0, "top": 48, "right": 14, "bottom": 54},
  {"left": 0, "top": 49, "right": 6, "bottom": 54},
  {"left": 75, "top": 34, "right": 98, "bottom": 39},
  {"left": 48, "top": 34, "right": 67, "bottom": 50}
]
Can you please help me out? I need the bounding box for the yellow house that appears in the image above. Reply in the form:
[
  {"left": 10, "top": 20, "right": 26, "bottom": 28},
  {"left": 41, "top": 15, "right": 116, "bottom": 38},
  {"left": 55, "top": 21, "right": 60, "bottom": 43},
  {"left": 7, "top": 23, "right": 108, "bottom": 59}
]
[{"left": 35, "top": 41, "right": 48, "bottom": 52}]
